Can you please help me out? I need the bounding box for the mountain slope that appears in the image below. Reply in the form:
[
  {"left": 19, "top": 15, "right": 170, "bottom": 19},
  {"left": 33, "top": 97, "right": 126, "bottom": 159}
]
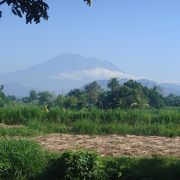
[
  {"left": 3, "top": 83, "right": 35, "bottom": 97},
  {"left": 1, "top": 54, "right": 180, "bottom": 96},
  {"left": 0, "top": 54, "right": 132, "bottom": 95}
]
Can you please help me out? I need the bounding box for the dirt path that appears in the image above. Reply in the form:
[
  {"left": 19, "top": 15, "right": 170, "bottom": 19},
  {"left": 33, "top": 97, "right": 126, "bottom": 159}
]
[{"left": 34, "top": 134, "right": 180, "bottom": 157}]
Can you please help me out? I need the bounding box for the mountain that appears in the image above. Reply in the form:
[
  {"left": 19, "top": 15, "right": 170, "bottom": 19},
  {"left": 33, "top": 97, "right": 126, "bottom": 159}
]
[
  {"left": 160, "top": 83, "right": 180, "bottom": 96},
  {"left": 3, "top": 83, "right": 35, "bottom": 97},
  {"left": 0, "top": 54, "right": 135, "bottom": 96},
  {"left": 1, "top": 54, "right": 180, "bottom": 96}
]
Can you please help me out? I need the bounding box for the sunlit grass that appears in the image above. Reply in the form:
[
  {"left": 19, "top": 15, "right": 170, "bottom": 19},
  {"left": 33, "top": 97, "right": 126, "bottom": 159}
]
[{"left": 0, "top": 106, "right": 179, "bottom": 137}]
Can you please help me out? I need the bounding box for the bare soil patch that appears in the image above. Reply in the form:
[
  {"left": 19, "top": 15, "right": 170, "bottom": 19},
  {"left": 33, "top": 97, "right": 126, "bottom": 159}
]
[{"left": 34, "top": 134, "right": 180, "bottom": 157}]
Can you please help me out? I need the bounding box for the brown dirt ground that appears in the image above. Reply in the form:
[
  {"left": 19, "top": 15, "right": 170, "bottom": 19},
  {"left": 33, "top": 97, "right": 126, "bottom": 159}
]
[{"left": 34, "top": 134, "right": 180, "bottom": 157}]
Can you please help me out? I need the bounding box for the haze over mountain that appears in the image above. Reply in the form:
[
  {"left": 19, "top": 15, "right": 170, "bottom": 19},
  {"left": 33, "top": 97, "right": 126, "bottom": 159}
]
[
  {"left": 0, "top": 54, "right": 136, "bottom": 96},
  {"left": 1, "top": 54, "right": 180, "bottom": 96}
]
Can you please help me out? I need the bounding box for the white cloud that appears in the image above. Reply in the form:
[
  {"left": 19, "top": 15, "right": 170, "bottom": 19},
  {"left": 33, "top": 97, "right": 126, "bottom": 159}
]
[{"left": 52, "top": 67, "right": 139, "bottom": 81}]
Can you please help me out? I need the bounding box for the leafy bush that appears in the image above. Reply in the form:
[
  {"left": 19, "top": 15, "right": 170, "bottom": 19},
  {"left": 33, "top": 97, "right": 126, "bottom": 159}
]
[
  {"left": 103, "top": 157, "right": 180, "bottom": 180},
  {"left": 41, "top": 151, "right": 103, "bottom": 180},
  {"left": 40, "top": 151, "right": 180, "bottom": 180}
]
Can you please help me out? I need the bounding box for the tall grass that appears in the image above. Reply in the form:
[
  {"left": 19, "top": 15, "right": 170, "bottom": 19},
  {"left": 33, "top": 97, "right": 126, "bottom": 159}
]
[
  {"left": 72, "top": 120, "right": 180, "bottom": 136},
  {"left": 0, "top": 106, "right": 179, "bottom": 137},
  {"left": 0, "top": 106, "right": 180, "bottom": 125},
  {"left": 0, "top": 139, "right": 48, "bottom": 180},
  {"left": 0, "top": 119, "right": 179, "bottom": 137}
]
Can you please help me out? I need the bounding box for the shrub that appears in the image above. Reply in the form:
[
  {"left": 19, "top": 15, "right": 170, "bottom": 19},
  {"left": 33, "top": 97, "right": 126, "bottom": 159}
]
[
  {"left": 41, "top": 151, "right": 103, "bottom": 180},
  {"left": 103, "top": 157, "right": 180, "bottom": 180}
]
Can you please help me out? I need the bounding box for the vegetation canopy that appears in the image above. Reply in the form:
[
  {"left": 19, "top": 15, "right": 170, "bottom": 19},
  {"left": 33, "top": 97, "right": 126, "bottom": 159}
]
[
  {"left": 0, "top": 140, "right": 179, "bottom": 180},
  {"left": 1, "top": 79, "right": 180, "bottom": 110},
  {"left": 0, "top": 0, "right": 92, "bottom": 23}
]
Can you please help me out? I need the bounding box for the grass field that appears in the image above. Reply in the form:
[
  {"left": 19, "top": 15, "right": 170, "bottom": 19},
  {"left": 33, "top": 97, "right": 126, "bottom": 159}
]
[
  {"left": 0, "top": 106, "right": 180, "bottom": 137},
  {"left": 0, "top": 106, "right": 179, "bottom": 179},
  {"left": 1, "top": 106, "right": 180, "bottom": 125}
]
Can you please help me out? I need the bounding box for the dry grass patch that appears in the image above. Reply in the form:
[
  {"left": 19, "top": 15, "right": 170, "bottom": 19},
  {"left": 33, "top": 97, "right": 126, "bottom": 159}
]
[{"left": 34, "top": 134, "right": 180, "bottom": 157}]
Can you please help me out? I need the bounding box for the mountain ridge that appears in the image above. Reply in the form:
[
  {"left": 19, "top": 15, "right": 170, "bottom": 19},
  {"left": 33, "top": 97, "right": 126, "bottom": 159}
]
[{"left": 1, "top": 54, "right": 180, "bottom": 96}]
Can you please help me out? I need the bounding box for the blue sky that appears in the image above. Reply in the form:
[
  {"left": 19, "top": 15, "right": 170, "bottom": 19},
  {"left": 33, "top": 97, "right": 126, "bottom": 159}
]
[{"left": 0, "top": 0, "right": 180, "bottom": 83}]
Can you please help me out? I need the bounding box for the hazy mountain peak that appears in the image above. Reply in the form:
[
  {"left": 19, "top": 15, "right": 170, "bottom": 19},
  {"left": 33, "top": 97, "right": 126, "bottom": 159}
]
[
  {"left": 1, "top": 54, "right": 180, "bottom": 96},
  {"left": 0, "top": 54, "right": 125, "bottom": 95},
  {"left": 42, "top": 54, "right": 120, "bottom": 72}
]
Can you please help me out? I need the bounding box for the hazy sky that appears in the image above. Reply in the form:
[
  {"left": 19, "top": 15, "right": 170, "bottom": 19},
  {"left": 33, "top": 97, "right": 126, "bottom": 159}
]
[{"left": 0, "top": 0, "right": 180, "bottom": 83}]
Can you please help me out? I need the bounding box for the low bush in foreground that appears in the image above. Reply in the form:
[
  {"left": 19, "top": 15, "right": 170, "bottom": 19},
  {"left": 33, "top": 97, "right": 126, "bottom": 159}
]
[
  {"left": 40, "top": 151, "right": 180, "bottom": 180},
  {"left": 0, "top": 139, "right": 179, "bottom": 180},
  {"left": 40, "top": 151, "right": 103, "bottom": 180}
]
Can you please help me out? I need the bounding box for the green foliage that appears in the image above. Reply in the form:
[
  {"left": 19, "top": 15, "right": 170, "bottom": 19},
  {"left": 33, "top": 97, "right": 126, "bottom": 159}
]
[
  {"left": 12, "top": 79, "right": 171, "bottom": 109},
  {"left": 0, "top": 140, "right": 179, "bottom": 180},
  {"left": 0, "top": 139, "right": 47, "bottom": 180},
  {"left": 29, "top": 90, "right": 38, "bottom": 102},
  {"left": 0, "top": 119, "right": 179, "bottom": 137},
  {"left": 61, "top": 151, "right": 102, "bottom": 180},
  {"left": 38, "top": 91, "right": 54, "bottom": 106},
  {"left": 84, "top": 0, "right": 92, "bottom": 6},
  {"left": 103, "top": 157, "right": 180, "bottom": 180},
  {"left": 84, "top": 81, "right": 102, "bottom": 107},
  {"left": 0, "top": 0, "right": 92, "bottom": 24},
  {"left": 40, "top": 152, "right": 180, "bottom": 180},
  {"left": 27, "top": 119, "right": 69, "bottom": 135},
  {"left": 0, "top": 107, "right": 180, "bottom": 137},
  {"left": 0, "top": 0, "right": 49, "bottom": 24},
  {"left": 1, "top": 79, "right": 180, "bottom": 109},
  {"left": 0, "top": 85, "right": 8, "bottom": 107},
  {"left": 72, "top": 120, "right": 101, "bottom": 134},
  {"left": 40, "top": 151, "right": 103, "bottom": 180},
  {"left": 0, "top": 106, "right": 43, "bottom": 125},
  {"left": 165, "top": 93, "right": 180, "bottom": 107},
  {"left": 107, "top": 78, "right": 120, "bottom": 92}
]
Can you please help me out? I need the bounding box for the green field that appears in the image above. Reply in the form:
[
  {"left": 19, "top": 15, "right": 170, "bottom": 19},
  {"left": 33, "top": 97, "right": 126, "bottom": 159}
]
[
  {"left": 0, "top": 106, "right": 180, "bottom": 179},
  {"left": 0, "top": 106, "right": 180, "bottom": 137}
]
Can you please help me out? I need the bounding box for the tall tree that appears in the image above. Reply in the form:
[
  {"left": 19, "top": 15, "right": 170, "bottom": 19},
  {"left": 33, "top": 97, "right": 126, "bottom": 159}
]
[
  {"left": 29, "top": 90, "right": 38, "bottom": 102},
  {"left": 0, "top": 85, "right": 7, "bottom": 107},
  {"left": 38, "top": 91, "right": 53, "bottom": 105},
  {"left": 84, "top": 81, "right": 102, "bottom": 107},
  {"left": 107, "top": 78, "right": 120, "bottom": 92},
  {"left": 148, "top": 87, "right": 165, "bottom": 108}
]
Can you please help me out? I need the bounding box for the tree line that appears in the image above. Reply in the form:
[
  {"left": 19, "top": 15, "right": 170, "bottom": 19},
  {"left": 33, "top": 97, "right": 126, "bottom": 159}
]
[{"left": 0, "top": 78, "right": 180, "bottom": 109}]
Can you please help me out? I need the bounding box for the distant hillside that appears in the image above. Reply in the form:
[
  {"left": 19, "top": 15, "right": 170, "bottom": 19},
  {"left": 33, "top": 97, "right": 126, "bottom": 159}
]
[
  {"left": 1, "top": 54, "right": 180, "bottom": 96},
  {"left": 0, "top": 54, "right": 135, "bottom": 96},
  {"left": 3, "top": 83, "right": 34, "bottom": 97}
]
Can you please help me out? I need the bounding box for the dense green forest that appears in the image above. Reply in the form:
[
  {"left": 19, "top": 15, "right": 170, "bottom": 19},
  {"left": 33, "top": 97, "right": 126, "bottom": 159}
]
[{"left": 1, "top": 79, "right": 180, "bottom": 109}]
